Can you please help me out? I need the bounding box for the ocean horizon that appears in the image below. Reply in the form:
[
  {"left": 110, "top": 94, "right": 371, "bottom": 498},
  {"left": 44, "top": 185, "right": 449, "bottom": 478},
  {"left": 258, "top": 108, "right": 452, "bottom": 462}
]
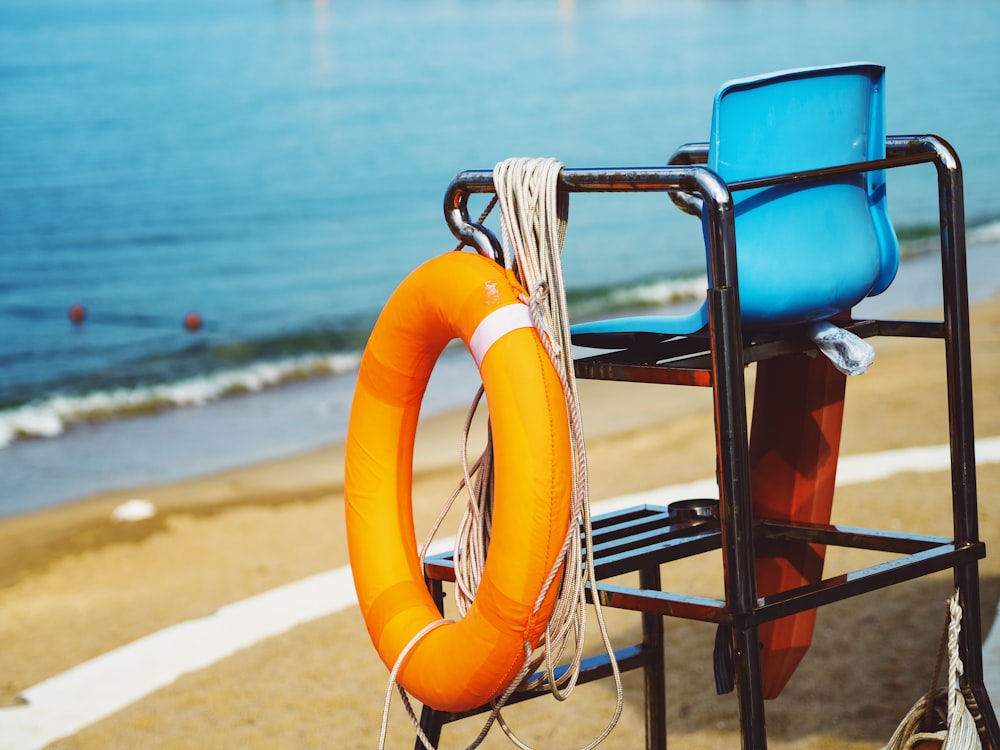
[{"left": 2, "top": 0, "right": 999, "bottom": 516}]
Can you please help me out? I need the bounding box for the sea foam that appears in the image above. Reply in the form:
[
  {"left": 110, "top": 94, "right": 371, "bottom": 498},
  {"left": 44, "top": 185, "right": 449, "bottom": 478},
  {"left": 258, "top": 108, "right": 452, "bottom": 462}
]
[{"left": 0, "top": 352, "right": 361, "bottom": 448}]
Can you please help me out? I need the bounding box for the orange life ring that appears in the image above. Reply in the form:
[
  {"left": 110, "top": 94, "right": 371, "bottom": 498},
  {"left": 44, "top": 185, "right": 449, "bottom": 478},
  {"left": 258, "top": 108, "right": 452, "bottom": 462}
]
[{"left": 345, "top": 251, "right": 573, "bottom": 712}]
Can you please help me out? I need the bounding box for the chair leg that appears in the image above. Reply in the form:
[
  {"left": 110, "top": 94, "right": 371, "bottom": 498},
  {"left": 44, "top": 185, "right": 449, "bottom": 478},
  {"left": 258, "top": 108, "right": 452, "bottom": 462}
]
[
  {"left": 639, "top": 566, "right": 667, "bottom": 749},
  {"left": 733, "top": 622, "right": 769, "bottom": 750},
  {"left": 955, "top": 562, "right": 1000, "bottom": 748},
  {"left": 413, "top": 579, "right": 447, "bottom": 750},
  {"left": 415, "top": 704, "right": 444, "bottom": 750}
]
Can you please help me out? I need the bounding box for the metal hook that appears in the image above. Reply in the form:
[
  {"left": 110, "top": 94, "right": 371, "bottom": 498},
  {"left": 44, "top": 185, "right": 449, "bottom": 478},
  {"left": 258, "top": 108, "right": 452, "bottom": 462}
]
[{"left": 443, "top": 170, "right": 505, "bottom": 266}]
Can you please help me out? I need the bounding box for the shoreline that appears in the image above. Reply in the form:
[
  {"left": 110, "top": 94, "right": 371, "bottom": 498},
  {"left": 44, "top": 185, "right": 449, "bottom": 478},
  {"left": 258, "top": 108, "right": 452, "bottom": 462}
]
[
  {"left": 3, "top": 235, "right": 1000, "bottom": 520},
  {"left": 0, "top": 368, "right": 721, "bottom": 591}
]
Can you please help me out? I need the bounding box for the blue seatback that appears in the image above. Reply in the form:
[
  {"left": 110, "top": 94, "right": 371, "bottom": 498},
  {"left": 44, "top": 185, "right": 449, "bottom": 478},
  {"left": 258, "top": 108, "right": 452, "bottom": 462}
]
[
  {"left": 709, "top": 62, "right": 898, "bottom": 328},
  {"left": 571, "top": 62, "right": 899, "bottom": 343}
]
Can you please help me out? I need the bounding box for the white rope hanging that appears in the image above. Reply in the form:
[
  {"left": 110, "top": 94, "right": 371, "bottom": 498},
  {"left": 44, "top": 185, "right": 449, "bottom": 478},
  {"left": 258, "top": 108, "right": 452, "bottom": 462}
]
[
  {"left": 484, "top": 157, "right": 624, "bottom": 748},
  {"left": 382, "top": 158, "right": 623, "bottom": 750},
  {"left": 882, "top": 591, "right": 983, "bottom": 750}
]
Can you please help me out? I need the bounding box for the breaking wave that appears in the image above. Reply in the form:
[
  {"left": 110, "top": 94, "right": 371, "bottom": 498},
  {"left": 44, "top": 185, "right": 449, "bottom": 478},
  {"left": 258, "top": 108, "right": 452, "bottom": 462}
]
[
  {"left": 0, "top": 352, "right": 360, "bottom": 447},
  {"left": 4, "top": 214, "right": 998, "bottom": 448}
]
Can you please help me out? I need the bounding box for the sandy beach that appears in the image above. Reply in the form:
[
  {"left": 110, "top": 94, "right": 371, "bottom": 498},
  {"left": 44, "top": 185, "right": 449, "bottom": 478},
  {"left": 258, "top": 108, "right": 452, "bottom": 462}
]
[{"left": 2, "top": 291, "right": 1000, "bottom": 750}]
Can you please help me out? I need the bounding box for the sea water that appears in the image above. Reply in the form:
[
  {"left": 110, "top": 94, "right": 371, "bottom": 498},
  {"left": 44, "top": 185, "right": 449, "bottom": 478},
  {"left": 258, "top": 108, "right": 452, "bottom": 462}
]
[{"left": 2, "top": 0, "right": 999, "bottom": 515}]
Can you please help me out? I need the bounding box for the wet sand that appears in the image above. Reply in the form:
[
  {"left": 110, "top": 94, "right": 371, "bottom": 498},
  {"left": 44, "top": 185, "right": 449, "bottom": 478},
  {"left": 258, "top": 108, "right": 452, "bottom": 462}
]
[{"left": 2, "top": 293, "right": 1000, "bottom": 749}]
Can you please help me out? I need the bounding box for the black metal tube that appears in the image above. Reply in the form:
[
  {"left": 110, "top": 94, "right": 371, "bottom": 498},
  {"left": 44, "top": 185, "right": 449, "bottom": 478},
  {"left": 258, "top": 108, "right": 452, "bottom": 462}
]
[
  {"left": 444, "top": 149, "right": 940, "bottom": 267},
  {"left": 703, "top": 214, "right": 764, "bottom": 748},
  {"left": 924, "top": 133, "right": 1000, "bottom": 747},
  {"left": 444, "top": 165, "right": 731, "bottom": 267},
  {"left": 924, "top": 135, "right": 979, "bottom": 544},
  {"left": 666, "top": 142, "right": 709, "bottom": 216},
  {"left": 668, "top": 142, "right": 709, "bottom": 166},
  {"left": 881, "top": 133, "right": 1000, "bottom": 748},
  {"left": 639, "top": 566, "right": 667, "bottom": 750},
  {"left": 734, "top": 625, "right": 768, "bottom": 749},
  {"left": 705, "top": 287, "right": 755, "bottom": 611}
]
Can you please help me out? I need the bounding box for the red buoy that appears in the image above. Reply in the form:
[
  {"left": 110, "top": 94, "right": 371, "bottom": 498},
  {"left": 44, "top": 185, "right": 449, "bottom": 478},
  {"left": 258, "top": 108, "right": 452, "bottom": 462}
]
[
  {"left": 183, "top": 312, "right": 203, "bottom": 332},
  {"left": 68, "top": 304, "right": 86, "bottom": 324}
]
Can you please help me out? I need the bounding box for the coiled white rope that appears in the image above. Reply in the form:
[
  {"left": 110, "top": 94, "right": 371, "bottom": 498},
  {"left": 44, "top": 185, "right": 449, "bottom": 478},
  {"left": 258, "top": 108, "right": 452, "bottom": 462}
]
[
  {"left": 485, "top": 156, "right": 623, "bottom": 748},
  {"left": 382, "top": 157, "right": 622, "bottom": 749},
  {"left": 882, "top": 590, "right": 982, "bottom": 750},
  {"left": 942, "top": 593, "right": 983, "bottom": 749}
]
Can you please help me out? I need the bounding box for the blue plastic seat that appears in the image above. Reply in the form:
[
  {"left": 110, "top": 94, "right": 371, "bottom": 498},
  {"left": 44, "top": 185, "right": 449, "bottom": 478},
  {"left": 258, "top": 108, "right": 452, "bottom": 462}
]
[{"left": 571, "top": 62, "right": 899, "bottom": 344}]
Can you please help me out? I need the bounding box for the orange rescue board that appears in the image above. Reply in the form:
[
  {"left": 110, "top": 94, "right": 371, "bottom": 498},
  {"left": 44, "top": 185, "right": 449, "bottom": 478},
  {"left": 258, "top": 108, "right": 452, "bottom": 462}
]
[{"left": 749, "top": 352, "right": 847, "bottom": 699}]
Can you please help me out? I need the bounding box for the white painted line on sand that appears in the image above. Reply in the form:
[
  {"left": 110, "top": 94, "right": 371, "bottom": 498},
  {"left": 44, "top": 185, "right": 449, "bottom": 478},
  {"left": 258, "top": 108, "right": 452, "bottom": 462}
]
[
  {"left": 3, "top": 437, "right": 1000, "bottom": 749},
  {"left": 0, "top": 567, "right": 358, "bottom": 750}
]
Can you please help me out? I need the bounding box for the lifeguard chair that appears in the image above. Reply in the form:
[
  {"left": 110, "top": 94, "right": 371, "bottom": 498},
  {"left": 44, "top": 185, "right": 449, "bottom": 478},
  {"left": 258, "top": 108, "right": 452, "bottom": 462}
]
[{"left": 418, "top": 63, "right": 999, "bottom": 749}]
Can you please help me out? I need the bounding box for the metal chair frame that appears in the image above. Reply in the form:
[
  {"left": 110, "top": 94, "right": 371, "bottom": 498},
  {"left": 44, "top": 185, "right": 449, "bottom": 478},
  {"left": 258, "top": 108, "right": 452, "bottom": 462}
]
[{"left": 415, "top": 134, "right": 999, "bottom": 749}]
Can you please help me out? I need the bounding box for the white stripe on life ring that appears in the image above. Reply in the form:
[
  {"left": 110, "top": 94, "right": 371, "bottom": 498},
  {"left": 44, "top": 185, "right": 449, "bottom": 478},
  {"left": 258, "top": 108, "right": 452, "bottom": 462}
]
[{"left": 469, "top": 303, "right": 534, "bottom": 368}]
